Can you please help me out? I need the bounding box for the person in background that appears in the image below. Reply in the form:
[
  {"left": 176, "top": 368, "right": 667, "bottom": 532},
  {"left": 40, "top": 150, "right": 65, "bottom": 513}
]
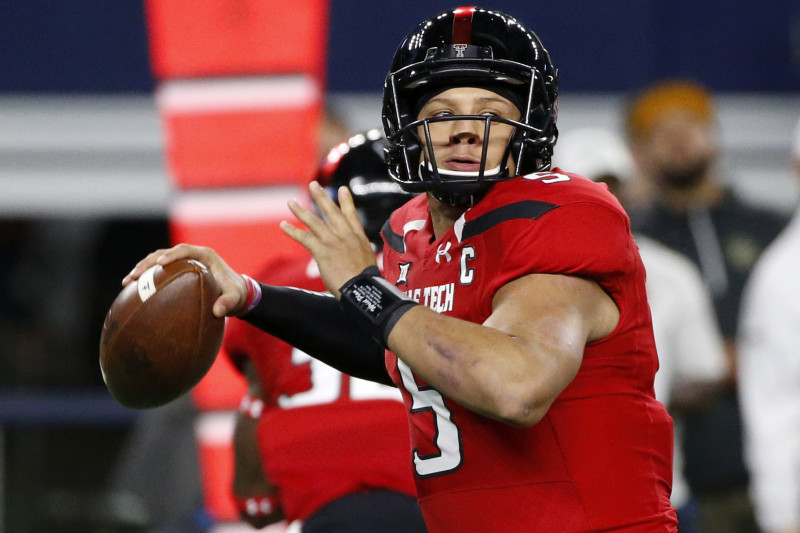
[
  {"left": 554, "top": 127, "right": 729, "bottom": 533},
  {"left": 737, "top": 116, "right": 800, "bottom": 533},
  {"left": 626, "top": 79, "right": 789, "bottom": 533},
  {"left": 98, "top": 111, "right": 355, "bottom": 533},
  {"left": 223, "top": 129, "right": 426, "bottom": 532}
]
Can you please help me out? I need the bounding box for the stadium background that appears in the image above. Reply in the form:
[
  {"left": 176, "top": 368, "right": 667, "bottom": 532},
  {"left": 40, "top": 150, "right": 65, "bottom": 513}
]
[{"left": 0, "top": 1, "right": 798, "bottom": 531}]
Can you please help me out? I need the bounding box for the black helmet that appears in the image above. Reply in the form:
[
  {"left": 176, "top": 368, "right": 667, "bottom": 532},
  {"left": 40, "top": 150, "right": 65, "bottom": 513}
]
[
  {"left": 382, "top": 6, "right": 559, "bottom": 206},
  {"left": 316, "top": 129, "right": 413, "bottom": 247}
]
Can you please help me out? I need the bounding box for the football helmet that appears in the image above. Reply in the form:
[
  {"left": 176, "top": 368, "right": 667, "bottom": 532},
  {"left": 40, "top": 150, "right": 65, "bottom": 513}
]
[
  {"left": 316, "top": 129, "right": 413, "bottom": 247},
  {"left": 382, "top": 6, "right": 559, "bottom": 206}
]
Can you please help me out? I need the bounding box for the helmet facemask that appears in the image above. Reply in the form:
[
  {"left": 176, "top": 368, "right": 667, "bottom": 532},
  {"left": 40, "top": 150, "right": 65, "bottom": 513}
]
[
  {"left": 382, "top": 9, "right": 559, "bottom": 207},
  {"left": 397, "top": 113, "right": 518, "bottom": 207}
]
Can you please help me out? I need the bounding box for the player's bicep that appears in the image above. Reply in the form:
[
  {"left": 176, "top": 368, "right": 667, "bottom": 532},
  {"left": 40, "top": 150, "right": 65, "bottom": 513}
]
[
  {"left": 489, "top": 272, "right": 618, "bottom": 339},
  {"left": 486, "top": 272, "right": 618, "bottom": 384}
]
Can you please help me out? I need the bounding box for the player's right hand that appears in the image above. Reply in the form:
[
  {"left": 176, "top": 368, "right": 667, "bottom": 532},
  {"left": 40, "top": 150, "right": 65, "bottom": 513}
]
[{"left": 121, "top": 243, "right": 248, "bottom": 318}]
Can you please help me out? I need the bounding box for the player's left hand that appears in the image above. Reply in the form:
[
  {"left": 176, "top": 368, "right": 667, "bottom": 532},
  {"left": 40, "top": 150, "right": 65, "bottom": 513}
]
[
  {"left": 120, "top": 243, "right": 248, "bottom": 318},
  {"left": 281, "top": 181, "right": 377, "bottom": 298}
]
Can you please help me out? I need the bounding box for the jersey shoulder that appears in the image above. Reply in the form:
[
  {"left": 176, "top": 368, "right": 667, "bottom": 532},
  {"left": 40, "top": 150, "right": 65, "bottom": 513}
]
[
  {"left": 481, "top": 169, "right": 623, "bottom": 214},
  {"left": 387, "top": 193, "right": 429, "bottom": 225},
  {"left": 382, "top": 194, "right": 431, "bottom": 254},
  {"left": 456, "top": 170, "right": 629, "bottom": 242}
]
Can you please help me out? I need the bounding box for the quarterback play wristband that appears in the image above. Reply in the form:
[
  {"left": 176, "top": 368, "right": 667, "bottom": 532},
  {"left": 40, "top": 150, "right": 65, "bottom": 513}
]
[{"left": 339, "top": 266, "right": 419, "bottom": 347}]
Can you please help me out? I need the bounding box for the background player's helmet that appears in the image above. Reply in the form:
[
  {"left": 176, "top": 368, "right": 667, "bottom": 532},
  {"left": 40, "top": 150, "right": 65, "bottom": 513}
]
[
  {"left": 382, "top": 6, "right": 559, "bottom": 206},
  {"left": 316, "top": 129, "right": 413, "bottom": 248}
]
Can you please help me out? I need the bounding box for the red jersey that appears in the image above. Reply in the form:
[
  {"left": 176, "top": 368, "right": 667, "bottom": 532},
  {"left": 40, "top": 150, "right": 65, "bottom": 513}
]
[
  {"left": 224, "top": 253, "right": 417, "bottom": 523},
  {"left": 381, "top": 171, "right": 678, "bottom": 532}
]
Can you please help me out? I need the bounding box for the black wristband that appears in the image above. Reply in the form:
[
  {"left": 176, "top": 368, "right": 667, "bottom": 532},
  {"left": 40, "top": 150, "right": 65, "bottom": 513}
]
[
  {"left": 339, "top": 266, "right": 419, "bottom": 347},
  {"left": 242, "top": 283, "right": 392, "bottom": 385}
]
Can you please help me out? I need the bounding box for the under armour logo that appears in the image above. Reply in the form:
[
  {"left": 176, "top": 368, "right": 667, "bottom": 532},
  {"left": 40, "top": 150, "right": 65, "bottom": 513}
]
[
  {"left": 436, "top": 242, "right": 452, "bottom": 263},
  {"left": 396, "top": 262, "right": 411, "bottom": 285},
  {"left": 453, "top": 44, "right": 468, "bottom": 58}
]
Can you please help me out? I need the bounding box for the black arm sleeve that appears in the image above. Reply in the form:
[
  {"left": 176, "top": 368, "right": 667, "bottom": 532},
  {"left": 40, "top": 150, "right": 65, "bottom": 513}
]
[{"left": 240, "top": 283, "right": 393, "bottom": 386}]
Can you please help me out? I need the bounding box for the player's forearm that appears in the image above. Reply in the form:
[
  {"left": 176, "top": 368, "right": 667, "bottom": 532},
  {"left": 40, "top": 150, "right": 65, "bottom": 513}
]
[
  {"left": 242, "top": 283, "right": 392, "bottom": 385},
  {"left": 386, "top": 306, "right": 573, "bottom": 427}
]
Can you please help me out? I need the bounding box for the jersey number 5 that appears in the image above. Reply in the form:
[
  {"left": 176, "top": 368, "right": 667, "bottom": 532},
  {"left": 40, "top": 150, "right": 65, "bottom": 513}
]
[{"left": 397, "top": 359, "right": 463, "bottom": 477}]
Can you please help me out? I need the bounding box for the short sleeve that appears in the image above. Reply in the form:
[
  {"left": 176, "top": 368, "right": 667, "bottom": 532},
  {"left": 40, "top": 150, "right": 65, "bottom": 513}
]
[{"left": 488, "top": 202, "right": 635, "bottom": 295}]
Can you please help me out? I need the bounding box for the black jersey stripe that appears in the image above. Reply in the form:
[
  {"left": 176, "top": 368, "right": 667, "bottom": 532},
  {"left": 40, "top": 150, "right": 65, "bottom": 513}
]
[
  {"left": 382, "top": 218, "right": 406, "bottom": 253},
  {"left": 461, "top": 200, "right": 558, "bottom": 241}
]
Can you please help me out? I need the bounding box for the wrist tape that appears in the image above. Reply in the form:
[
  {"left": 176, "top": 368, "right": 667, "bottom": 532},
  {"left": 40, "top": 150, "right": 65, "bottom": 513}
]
[{"left": 338, "top": 266, "right": 418, "bottom": 347}]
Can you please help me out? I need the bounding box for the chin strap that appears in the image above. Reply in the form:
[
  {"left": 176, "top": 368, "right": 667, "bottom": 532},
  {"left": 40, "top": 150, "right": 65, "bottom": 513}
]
[
  {"left": 423, "top": 161, "right": 503, "bottom": 179},
  {"left": 421, "top": 161, "right": 502, "bottom": 207},
  {"left": 432, "top": 187, "right": 487, "bottom": 208}
]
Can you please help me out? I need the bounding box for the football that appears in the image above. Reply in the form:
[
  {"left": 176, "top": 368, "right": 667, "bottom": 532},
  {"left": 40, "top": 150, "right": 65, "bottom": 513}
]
[{"left": 99, "top": 258, "right": 225, "bottom": 409}]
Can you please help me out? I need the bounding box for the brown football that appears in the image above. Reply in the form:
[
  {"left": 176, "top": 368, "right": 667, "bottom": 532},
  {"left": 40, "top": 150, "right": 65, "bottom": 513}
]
[{"left": 99, "top": 258, "right": 225, "bottom": 409}]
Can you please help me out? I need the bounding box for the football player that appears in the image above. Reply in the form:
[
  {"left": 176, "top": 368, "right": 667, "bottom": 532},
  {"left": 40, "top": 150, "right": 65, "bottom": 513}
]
[
  {"left": 223, "top": 130, "right": 424, "bottom": 532},
  {"left": 124, "top": 7, "right": 678, "bottom": 531}
]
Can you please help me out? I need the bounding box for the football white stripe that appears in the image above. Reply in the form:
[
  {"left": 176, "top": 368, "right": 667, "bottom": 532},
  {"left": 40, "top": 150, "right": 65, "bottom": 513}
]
[{"left": 137, "top": 265, "right": 158, "bottom": 302}]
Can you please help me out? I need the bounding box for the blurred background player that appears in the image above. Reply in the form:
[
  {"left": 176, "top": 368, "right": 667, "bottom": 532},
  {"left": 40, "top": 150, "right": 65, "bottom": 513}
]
[
  {"left": 96, "top": 110, "right": 355, "bottom": 533},
  {"left": 737, "top": 116, "right": 800, "bottom": 533},
  {"left": 625, "top": 79, "right": 789, "bottom": 533},
  {"left": 554, "top": 128, "right": 729, "bottom": 533},
  {"left": 222, "top": 129, "right": 425, "bottom": 532}
]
